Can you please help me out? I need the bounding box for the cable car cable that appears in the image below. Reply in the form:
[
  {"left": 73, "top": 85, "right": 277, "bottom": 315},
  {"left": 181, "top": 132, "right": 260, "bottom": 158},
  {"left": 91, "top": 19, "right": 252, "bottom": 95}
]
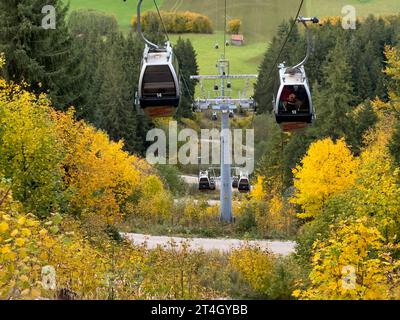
[
  {"left": 137, "top": 0, "right": 159, "bottom": 49},
  {"left": 224, "top": 0, "right": 227, "bottom": 59},
  {"left": 265, "top": 0, "right": 304, "bottom": 82},
  {"left": 153, "top": 0, "right": 170, "bottom": 42}
]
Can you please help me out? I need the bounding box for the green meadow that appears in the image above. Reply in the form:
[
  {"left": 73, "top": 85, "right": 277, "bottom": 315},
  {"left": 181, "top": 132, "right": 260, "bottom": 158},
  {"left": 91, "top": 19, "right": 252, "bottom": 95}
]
[{"left": 66, "top": 0, "right": 163, "bottom": 32}]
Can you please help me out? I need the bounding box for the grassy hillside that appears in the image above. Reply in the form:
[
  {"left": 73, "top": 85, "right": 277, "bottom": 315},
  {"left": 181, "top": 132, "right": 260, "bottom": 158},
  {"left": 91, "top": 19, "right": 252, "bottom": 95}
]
[
  {"left": 67, "top": 1, "right": 400, "bottom": 38},
  {"left": 162, "top": 0, "right": 307, "bottom": 42},
  {"left": 306, "top": 0, "right": 400, "bottom": 18},
  {"left": 67, "top": 0, "right": 163, "bottom": 32},
  {"left": 162, "top": 0, "right": 400, "bottom": 41},
  {"left": 169, "top": 32, "right": 264, "bottom": 97}
]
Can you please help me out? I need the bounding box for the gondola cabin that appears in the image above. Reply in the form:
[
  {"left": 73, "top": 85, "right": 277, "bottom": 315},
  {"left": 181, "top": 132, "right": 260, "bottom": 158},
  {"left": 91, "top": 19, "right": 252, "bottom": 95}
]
[
  {"left": 274, "top": 64, "right": 314, "bottom": 132},
  {"left": 238, "top": 172, "right": 250, "bottom": 193},
  {"left": 209, "top": 177, "right": 216, "bottom": 190},
  {"left": 232, "top": 176, "right": 239, "bottom": 188},
  {"left": 138, "top": 43, "right": 180, "bottom": 118},
  {"left": 198, "top": 170, "right": 211, "bottom": 190}
]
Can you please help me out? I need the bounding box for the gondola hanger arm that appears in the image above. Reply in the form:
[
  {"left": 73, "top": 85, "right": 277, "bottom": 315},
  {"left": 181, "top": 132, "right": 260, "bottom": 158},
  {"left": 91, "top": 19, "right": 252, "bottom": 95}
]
[
  {"left": 288, "top": 16, "right": 319, "bottom": 72},
  {"left": 137, "top": 0, "right": 160, "bottom": 50}
]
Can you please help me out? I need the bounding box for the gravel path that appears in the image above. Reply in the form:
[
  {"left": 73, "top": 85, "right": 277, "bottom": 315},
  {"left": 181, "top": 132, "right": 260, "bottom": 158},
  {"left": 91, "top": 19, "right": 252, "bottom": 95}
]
[{"left": 122, "top": 233, "right": 296, "bottom": 255}]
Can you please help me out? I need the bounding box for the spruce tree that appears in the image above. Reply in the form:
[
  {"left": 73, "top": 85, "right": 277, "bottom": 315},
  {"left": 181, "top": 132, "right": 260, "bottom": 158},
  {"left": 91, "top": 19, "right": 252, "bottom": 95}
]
[
  {"left": 93, "top": 33, "right": 142, "bottom": 154},
  {"left": 0, "top": 0, "right": 81, "bottom": 110},
  {"left": 313, "top": 38, "right": 354, "bottom": 140},
  {"left": 68, "top": 10, "right": 120, "bottom": 120},
  {"left": 174, "top": 38, "right": 199, "bottom": 119}
]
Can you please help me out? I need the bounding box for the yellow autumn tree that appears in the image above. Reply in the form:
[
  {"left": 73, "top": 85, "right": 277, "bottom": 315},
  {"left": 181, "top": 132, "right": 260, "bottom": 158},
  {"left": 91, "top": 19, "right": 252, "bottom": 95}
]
[
  {"left": 0, "top": 58, "right": 63, "bottom": 217},
  {"left": 373, "top": 46, "right": 400, "bottom": 117},
  {"left": 51, "top": 110, "right": 145, "bottom": 224},
  {"left": 227, "top": 19, "right": 241, "bottom": 34},
  {"left": 292, "top": 138, "right": 358, "bottom": 219},
  {"left": 229, "top": 244, "right": 276, "bottom": 295},
  {"left": 250, "top": 176, "right": 265, "bottom": 201},
  {"left": 294, "top": 218, "right": 400, "bottom": 300},
  {"left": 129, "top": 174, "right": 173, "bottom": 223}
]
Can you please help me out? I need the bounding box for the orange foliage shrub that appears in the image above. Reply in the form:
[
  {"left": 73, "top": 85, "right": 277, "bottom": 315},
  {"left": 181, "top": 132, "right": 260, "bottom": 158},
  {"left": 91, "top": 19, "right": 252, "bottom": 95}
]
[{"left": 131, "top": 11, "right": 213, "bottom": 34}]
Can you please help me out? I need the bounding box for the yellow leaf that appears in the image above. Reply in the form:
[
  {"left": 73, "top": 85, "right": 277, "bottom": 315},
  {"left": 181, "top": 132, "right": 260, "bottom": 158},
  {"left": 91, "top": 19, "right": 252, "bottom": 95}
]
[
  {"left": 15, "top": 238, "right": 25, "bottom": 247},
  {"left": 1, "top": 245, "right": 11, "bottom": 254},
  {"left": 10, "top": 229, "right": 19, "bottom": 237},
  {"left": 31, "top": 288, "right": 41, "bottom": 298},
  {"left": 19, "top": 275, "right": 29, "bottom": 283},
  {"left": 0, "top": 222, "right": 9, "bottom": 233},
  {"left": 21, "top": 228, "right": 31, "bottom": 237},
  {"left": 17, "top": 217, "right": 26, "bottom": 225},
  {"left": 21, "top": 289, "right": 30, "bottom": 296}
]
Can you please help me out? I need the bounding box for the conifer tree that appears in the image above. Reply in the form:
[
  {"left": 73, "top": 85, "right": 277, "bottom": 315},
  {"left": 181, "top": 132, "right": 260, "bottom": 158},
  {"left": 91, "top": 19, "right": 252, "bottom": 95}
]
[
  {"left": 68, "top": 10, "right": 120, "bottom": 120},
  {"left": 0, "top": 0, "right": 81, "bottom": 110},
  {"left": 174, "top": 38, "right": 199, "bottom": 119},
  {"left": 93, "top": 33, "right": 142, "bottom": 154},
  {"left": 313, "top": 38, "right": 354, "bottom": 140}
]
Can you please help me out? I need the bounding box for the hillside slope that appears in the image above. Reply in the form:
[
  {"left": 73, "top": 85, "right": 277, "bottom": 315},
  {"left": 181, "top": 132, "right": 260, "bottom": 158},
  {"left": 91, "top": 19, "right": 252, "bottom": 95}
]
[{"left": 162, "top": 0, "right": 400, "bottom": 41}]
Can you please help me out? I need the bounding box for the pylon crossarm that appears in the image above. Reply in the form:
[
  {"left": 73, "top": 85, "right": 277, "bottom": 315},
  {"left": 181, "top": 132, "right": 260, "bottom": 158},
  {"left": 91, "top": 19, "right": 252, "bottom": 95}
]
[
  {"left": 190, "top": 75, "right": 258, "bottom": 80},
  {"left": 195, "top": 98, "right": 254, "bottom": 104}
]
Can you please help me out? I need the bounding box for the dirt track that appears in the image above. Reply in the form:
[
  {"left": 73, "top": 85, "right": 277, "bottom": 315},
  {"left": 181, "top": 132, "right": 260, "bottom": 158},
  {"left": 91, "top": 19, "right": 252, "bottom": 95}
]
[{"left": 122, "top": 233, "right": 296, "bottom": 255}]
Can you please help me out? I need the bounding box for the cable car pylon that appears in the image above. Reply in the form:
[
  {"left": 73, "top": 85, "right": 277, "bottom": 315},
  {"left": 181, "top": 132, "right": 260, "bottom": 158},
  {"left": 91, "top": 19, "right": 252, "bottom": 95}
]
[{"left": 190, "top": 59, "right": 257, "bottom": 223}]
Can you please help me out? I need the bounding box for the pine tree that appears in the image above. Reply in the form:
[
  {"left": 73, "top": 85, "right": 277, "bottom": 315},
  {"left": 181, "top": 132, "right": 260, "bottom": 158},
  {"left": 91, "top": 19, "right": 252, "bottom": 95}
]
[
  {"left": 174, "top": 38, "right": 199, "bottom": 119},
  {"left": 68, "top": 10, "right": 120, "bottom": 120},
  {"left": 0, "top": 0, "right": 81, "bottom": 110},
  {"left": 93, "top": 33, "right": 142, "bottom": 154},
  {"left": 313, "top": 38, "right": 354, "bottom": 140}
]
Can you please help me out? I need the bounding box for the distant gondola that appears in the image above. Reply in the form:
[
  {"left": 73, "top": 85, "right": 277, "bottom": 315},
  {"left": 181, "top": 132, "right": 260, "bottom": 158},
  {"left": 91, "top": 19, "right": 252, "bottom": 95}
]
[
  {"left": 238, "top": 172, "right": 250, "bottom": 193},
  {"left": 199, "top": 170, "right": 212, "bottom": 190},
  {"left": 232, "top": 176, "right": 239, "bottom": 188}
]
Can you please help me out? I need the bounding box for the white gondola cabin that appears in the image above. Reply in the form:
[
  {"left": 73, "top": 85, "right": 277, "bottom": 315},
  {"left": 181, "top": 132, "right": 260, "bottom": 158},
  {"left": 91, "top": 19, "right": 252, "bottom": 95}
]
[
  {"left": 274, "top": 64, "right": 314, "bottom": 131},
  {"left": 238, "top": 172, "right": 250, "bottom": 193},
  {"left": 138, "top": 42, "right": 180, "bottom": 118},
  {"left": 199, "top": 170, "right": 212, "bottom": 190},
  {"left": 273, "top": 17, "right": 319, "bottom": 132},
  {"left": 232, "top": 176, "right": 239, "bottom": 188}
]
